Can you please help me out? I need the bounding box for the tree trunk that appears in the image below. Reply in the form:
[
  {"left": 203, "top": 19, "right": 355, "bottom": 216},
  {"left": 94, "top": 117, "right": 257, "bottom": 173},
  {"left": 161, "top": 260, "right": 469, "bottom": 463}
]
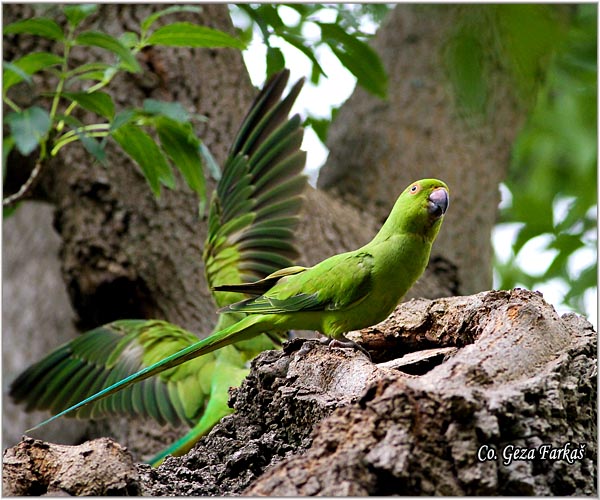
[{"left": 319, "top": 5, "right": 525, "bottom": 295}]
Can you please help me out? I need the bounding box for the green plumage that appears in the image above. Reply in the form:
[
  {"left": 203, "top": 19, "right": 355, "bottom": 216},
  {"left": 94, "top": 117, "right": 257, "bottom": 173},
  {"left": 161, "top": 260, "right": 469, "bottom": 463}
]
[
  {"left": 25, "top": 178, "right": 450, "bottom": 452},
  {"left": 10, "top": 70, "right": 307, "bottom": 465},
  {"left": 13, "top": 70, "right": 450, "bottom": 469}
]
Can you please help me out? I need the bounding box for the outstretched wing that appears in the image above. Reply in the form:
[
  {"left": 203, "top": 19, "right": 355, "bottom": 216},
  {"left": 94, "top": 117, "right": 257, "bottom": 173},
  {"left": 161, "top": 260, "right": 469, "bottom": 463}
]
[
  {"left": 204, "top": 69, "right": 307, "bottom": 308},
  {"left": 9, "top": 320, "right": 216, "bottom": 427},
  {"left": 11, "top": 71, "right": 308, "bottom": 438}
]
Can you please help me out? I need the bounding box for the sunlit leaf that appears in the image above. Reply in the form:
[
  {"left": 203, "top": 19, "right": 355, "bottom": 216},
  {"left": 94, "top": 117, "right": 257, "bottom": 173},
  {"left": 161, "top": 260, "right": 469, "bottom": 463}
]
[
  {"left": 4, "top": 18, "right": 64, "bottom": 41},
  {"left": 111, "top": 124, "right": 174, "bottom": 196},
  {"left": 75, "top": 31, "right": 141, "bottom": 73},
  {"left": 146, "top": 23, "right": 246, "bottom": 49}
]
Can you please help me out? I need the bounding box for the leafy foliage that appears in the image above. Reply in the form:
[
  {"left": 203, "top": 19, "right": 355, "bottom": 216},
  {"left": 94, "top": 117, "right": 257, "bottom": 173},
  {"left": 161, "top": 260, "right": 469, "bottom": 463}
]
[
  {"left": 232, "top": 4, "right": 389, "bottom": 99},
  {"left": 3, "top": 4, "right": 246, "bottom": 208},
  {"left": 496, "top": 5, "right": 597, "bottom": 316},
  {"left": 443, "top": 4, "right": 596, "bottom": 317}
]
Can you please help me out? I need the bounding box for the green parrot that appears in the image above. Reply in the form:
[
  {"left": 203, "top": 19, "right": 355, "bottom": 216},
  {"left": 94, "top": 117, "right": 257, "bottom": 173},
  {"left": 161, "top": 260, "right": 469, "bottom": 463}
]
[
  {"left": 26, "top": 178, "right": 450, "bottom": 443},
  {"left": 10, "top": 69, "right": 307, "bottom": 466}
]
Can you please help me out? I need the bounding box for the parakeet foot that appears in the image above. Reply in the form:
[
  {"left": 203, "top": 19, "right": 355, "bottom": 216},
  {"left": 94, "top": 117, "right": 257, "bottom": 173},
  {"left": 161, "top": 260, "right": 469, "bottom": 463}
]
[{"left": 296, "top": 340, "right": 317, "bottom": 357}]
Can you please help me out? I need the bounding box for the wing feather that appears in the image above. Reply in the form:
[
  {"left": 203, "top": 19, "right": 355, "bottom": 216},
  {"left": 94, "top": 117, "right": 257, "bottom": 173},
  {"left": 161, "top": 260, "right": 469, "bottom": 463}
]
[
  {"left": 9, "top": 320, "right": 210, "bottom": 427},
  {"left": 204, "top": 70, "right": 307, "bottom": 308},
  {"left": 225, "top": 252, "right": 375, "bottom": 316}
]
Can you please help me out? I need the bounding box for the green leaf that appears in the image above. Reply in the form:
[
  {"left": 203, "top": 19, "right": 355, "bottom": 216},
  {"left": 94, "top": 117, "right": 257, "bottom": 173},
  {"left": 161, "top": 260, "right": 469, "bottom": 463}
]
[
  {"left": 254, "top": 5, "right": 284, "bottom": 31},
  {"left": 65, "top": 62, "right": 112, "bottom": 83},
  {"left": 445, "top": 32, "right": 487, "bottom": 114},
  {"left": 119, "top": 31, "right": 139, "bottom": 49},
  {"left": 5, "top": 106, "right": 51, "bottom": 155},
  {"left": 318, "top": 22, "right": 387, "bottom": 99},
  {"left": 141, "top": 5, "right": 203, "bottom": 34},
  {"left": 76, "top": 131, "right": 107, "bottom": 163},
  {"left": 75, "top": 31, "right": 141, "bottom": 73},
  {"left": 236, "top": 4, "right": 270, "bottom": 39},
  {"left": 49, "top": 114, "right": 107, "bottom": 161},
  {"left": 3, "top": 52, "right": 63, "bottom": 93},
  {"left": 63, "top": 91, "right": 115, "bottom": 119},
  {"left": 199, "top": 142, "right": 221, "bottom": 182},
  {"left": 266, "top": 46, "right": 285, "bottom": 77},
  {"left": 3, "top": 203, "right": 19, "bottom": 219},
  {"left": 4, "top": 18, "right": 65, "bottom": 41},
  {"left": 3, "top": 61, "right": 32, "bottom": 89},
  {"left": 64, "top": 4, "right": 98, "bottom": 28},
  {"left": 305, "top": 116, "right": 331, "bottom": 144},
  {"left": 143, "top": 99, "right": 190, "bottom": 122},
  {"left": 565, "top": 262, "right": 597, "bottom": 304},
  {"left": 110, "top": 109, "right": 137, "bottom": 132},
  {"left": 146, "top": 23, "right": 246, "bottom": 50},
  {"left": 111, "top": 124, "right": 174, "bottom": 196},
  {"left": 155, "top": 116, "right": 206, "bottom": 202}
]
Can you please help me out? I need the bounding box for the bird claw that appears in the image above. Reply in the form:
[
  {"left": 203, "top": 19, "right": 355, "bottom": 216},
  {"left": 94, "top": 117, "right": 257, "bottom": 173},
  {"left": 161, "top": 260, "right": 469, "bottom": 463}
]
[{"left": 296, "top": 339, "right": 317, "bottom": 358}]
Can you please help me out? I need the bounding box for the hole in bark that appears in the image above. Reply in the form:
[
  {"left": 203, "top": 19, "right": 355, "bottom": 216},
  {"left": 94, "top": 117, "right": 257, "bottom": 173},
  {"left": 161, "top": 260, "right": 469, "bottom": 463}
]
[
  {"left": 27, "top": 481, "right": 48, "bottom": 496},
  {"left": 394, "top": 350, "right": 449, "bottom": 375},
  {"left": 371, "top": 469, "right": 412, "bottom": 495},
  {"left": 73, "top": 276, "right": 156, "bottom": 330},
  {"left": 376, "top": 348, "right": 458, "bottom": 375}
]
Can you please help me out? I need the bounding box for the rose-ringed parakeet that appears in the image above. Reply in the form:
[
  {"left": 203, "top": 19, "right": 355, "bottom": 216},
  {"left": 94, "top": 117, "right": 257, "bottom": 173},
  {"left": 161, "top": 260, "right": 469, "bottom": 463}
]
[
  {"left": 26, "top": 178, "right": 450, "bottom": 448},
  {"left": 10, "top": 69, "right": 307, "bottom": 466}
]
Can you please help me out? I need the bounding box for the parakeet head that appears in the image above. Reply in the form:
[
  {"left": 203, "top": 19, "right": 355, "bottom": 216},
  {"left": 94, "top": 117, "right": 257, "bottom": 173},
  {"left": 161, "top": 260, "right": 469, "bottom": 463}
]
[{"left": 378, "top": 178, "right": 449, "bottom": 242}]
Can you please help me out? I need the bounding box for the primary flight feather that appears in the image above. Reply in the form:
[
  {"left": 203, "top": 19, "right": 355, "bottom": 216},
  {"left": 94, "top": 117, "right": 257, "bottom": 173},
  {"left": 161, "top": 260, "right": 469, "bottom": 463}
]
[{"left": 27, "top": 178, "right": 449, "bottom": 436}]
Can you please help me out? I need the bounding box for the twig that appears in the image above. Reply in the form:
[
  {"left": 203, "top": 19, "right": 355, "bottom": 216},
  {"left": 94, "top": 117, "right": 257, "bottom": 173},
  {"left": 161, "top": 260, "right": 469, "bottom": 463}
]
[{"left": 3, "top": 158, "right": 45, "bottom": 208}]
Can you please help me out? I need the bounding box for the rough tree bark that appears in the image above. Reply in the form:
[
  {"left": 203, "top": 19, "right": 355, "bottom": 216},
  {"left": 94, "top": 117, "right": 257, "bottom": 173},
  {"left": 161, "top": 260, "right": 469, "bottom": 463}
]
[
  {"left": 4, "top": 3, "right": 594, "bottom": 496},
  {"left": 4, "top": 290, "right": 596, "bottom": 495}
]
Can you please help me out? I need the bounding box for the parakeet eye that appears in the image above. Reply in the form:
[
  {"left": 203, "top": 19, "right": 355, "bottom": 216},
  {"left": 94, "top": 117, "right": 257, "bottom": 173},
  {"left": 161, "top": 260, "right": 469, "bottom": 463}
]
[{"left": 410, "top": 184, "right": 420, "bottom": 194}]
